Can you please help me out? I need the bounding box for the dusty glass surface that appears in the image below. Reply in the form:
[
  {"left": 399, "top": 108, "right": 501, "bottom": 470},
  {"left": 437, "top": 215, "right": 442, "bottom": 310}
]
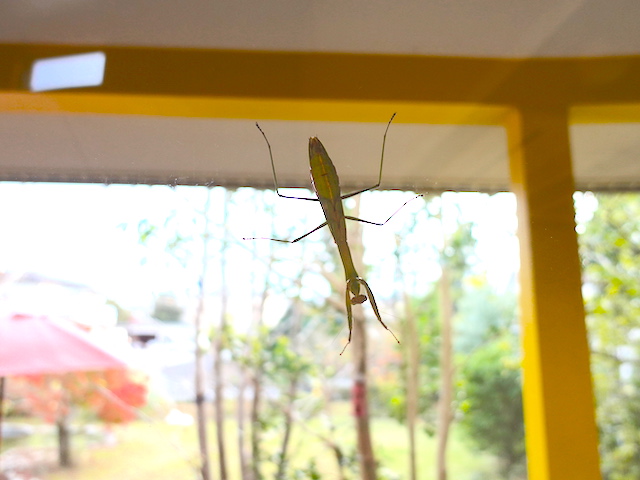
[{"left": 0, "top": 102, "right": 535, "bottom": 480}]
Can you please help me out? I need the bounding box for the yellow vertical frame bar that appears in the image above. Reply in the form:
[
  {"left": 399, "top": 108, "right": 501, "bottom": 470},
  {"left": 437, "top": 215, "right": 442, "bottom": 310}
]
[{"left": 507, "top": 106, "right": 601, "bottom": 480}]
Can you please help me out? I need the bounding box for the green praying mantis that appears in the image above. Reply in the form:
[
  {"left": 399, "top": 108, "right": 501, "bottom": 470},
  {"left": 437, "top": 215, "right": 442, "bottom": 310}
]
[{"left": 247, "top": 113, "right": 421, "bottom": 354}]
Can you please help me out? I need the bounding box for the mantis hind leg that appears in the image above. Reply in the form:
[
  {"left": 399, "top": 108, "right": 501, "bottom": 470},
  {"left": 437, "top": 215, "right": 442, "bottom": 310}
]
[{"left": 340, "top": 112, "right": 396, "bottom": 200}]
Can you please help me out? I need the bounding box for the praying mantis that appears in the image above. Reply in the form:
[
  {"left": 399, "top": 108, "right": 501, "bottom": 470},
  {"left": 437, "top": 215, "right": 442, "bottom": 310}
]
[{"left": 248, "top": 113, "right": 420, "bottom": 354}]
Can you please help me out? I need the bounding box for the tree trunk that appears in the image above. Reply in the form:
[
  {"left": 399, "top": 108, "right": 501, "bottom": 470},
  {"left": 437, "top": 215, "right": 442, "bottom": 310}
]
[
  {"left": 57, "top": 418, "right": 72, "bottom": 468},
  {"left": 394, "top": 232, "right": 420, "bottom": 480},
  {"left": 294, "top": 355, "right": 348, "bottom": 480},
  {"left": 353, "top": 311, "right": 377, "bottom": 480},
  {"left": 0, "top": 377, "right": 5, "bottom": 457},
  {"left": 275, "top": 371, "right": 300, "bottom": 480},
  {"left": 250, "top": 365, "right": 263, "bottom": 480},
  {"left": 249, "top": 279, "right": 269, "bottom": 480},
  {"left": 436, "top": 266, "right": 454, "bottom": 480},
  {"left": 195, "top": 324, "right": 211, "bottom": 480},
  {"left": 405, "top": 296, "right": 419, "bottom": 480},
  {"left": 296, "top": 414, "right": 347, "bottom": 480},
  {"left": 194, "top": 190, "right": 212, "bottom": 480},
  {"left": 213, "top": 335, "right": 227, "bottom": 480},
  {"left": 249, "top": 190, "right": 279, "bottom": 480},
  {"left": 237, "top": 367, "right": 251, "bottom": 480},
  {"left": 274, "top": 259, "right": 307, "bottom": 480},
  {"left": 322, "top": 381, "right": 348, "bottom": 480},
  {"left": 213, "top": 334, "right": 227, "bottom": 480},
  {"left": 349, "top": 197, "right": 377, "bottom": 480},
  {"left": 213, "top": 189, "right": 231, "bottom": 480}
]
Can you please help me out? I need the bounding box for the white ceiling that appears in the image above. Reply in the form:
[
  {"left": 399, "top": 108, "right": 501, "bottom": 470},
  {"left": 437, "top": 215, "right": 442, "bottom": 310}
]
[
  {"left": 0, "top": 113, "right": 638, "bottom": 192},
  {"left": 0, "top": 1, "right": 639, "bottom": 191},
  {"left": 0, "top": 114, "right": 507, "bottom": 191},
  {"left": 1, "top": 0, "right": 640, "bottom": 58}
]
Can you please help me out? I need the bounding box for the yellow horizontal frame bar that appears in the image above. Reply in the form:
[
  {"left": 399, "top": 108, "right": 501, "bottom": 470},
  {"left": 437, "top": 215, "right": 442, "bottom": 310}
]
[
  {"left": 1, "top": 44, "right": 640, "bottom": 112},
  {"left": 0, "top": 92, "right": 510, "bottom": 126},
  {"left": 571, "top": 103, "right": 640, "bottom": 123}
]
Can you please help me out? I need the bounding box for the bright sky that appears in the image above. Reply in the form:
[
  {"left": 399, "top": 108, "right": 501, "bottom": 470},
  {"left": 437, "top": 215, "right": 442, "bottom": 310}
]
[{"left": 0, "top": 182, "right": 520, "bottom": 325}]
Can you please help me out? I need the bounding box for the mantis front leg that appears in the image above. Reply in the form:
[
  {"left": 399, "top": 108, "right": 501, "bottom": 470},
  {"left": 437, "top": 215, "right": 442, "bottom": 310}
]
[{"left": 340, "top": 277, "right": 400, "bottom": 355}]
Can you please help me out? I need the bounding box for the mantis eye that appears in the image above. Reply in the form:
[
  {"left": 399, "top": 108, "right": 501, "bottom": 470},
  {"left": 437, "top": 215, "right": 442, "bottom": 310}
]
[{"left": 351, "top": 294, "right": 367, "bottom": 305}]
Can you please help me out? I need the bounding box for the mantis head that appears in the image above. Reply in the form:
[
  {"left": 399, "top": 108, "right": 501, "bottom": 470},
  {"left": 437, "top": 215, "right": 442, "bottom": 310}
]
[{"left": 350, "top": 294, "right": 367, "bottom": 305}]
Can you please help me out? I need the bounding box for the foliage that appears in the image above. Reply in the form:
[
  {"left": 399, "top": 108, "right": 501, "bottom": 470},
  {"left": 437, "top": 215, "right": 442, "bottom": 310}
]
[
  {"left": 118, "top": 187, "right": 523, "bottom": 479},
  {"left": 288, "top": 459, "right": 323, "bottom": 480},
  {"left": 11, "top": 369, "right": 148, "bottom": 425},
  {"left": 454, "top": 280, "right": 517, "bottom": 354},
  {"left": 106, "top": 299, "right": 134, "bottom": 324},
  {"left": 152, "top": 293, "right": 183, "bottom": 322},
  {"left": 440, "top": 219, "right": 476, "bottom": 291},
  {"left": 377, "top": 290, "right": 440, "bottom": 430},
  {"left": 378, "top": 273, "right": 525, "bottom": 478},
  {"left": 579, "top": 193, "right": 640, "bottom": 479},
  {"left": 458, "top": 336, "right": 525, "bottom": 479},
  {"left": 450, "top": 276, "right": 525, "bottom": 480}
]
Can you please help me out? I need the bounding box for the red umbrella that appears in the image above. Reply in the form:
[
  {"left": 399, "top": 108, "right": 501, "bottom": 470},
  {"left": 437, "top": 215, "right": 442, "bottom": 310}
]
[
  {"left": 0, "top": 312, "right": 127, "bottom": 453},
  {"left": 0, "top": 313, "right": 126, "bottom": 376}
]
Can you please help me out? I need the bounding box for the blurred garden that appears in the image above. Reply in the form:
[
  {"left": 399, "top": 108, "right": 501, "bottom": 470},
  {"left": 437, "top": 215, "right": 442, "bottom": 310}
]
[{"left": 0, "top": 184, "right": 638, "bottom": 480}]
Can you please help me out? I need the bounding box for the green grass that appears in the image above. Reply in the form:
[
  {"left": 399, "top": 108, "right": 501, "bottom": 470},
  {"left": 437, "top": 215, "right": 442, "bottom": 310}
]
[
  {"left": 371, "top": 418, "right": 496, "bottom": 480},
  {"left": 4, "top": 405, "right": 497, "bottom": 480}
]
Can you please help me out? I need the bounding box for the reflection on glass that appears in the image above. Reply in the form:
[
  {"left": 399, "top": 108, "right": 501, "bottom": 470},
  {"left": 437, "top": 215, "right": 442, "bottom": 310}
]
[{"left": 29, "top": 52, "right": 106, "bottom": 92}]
